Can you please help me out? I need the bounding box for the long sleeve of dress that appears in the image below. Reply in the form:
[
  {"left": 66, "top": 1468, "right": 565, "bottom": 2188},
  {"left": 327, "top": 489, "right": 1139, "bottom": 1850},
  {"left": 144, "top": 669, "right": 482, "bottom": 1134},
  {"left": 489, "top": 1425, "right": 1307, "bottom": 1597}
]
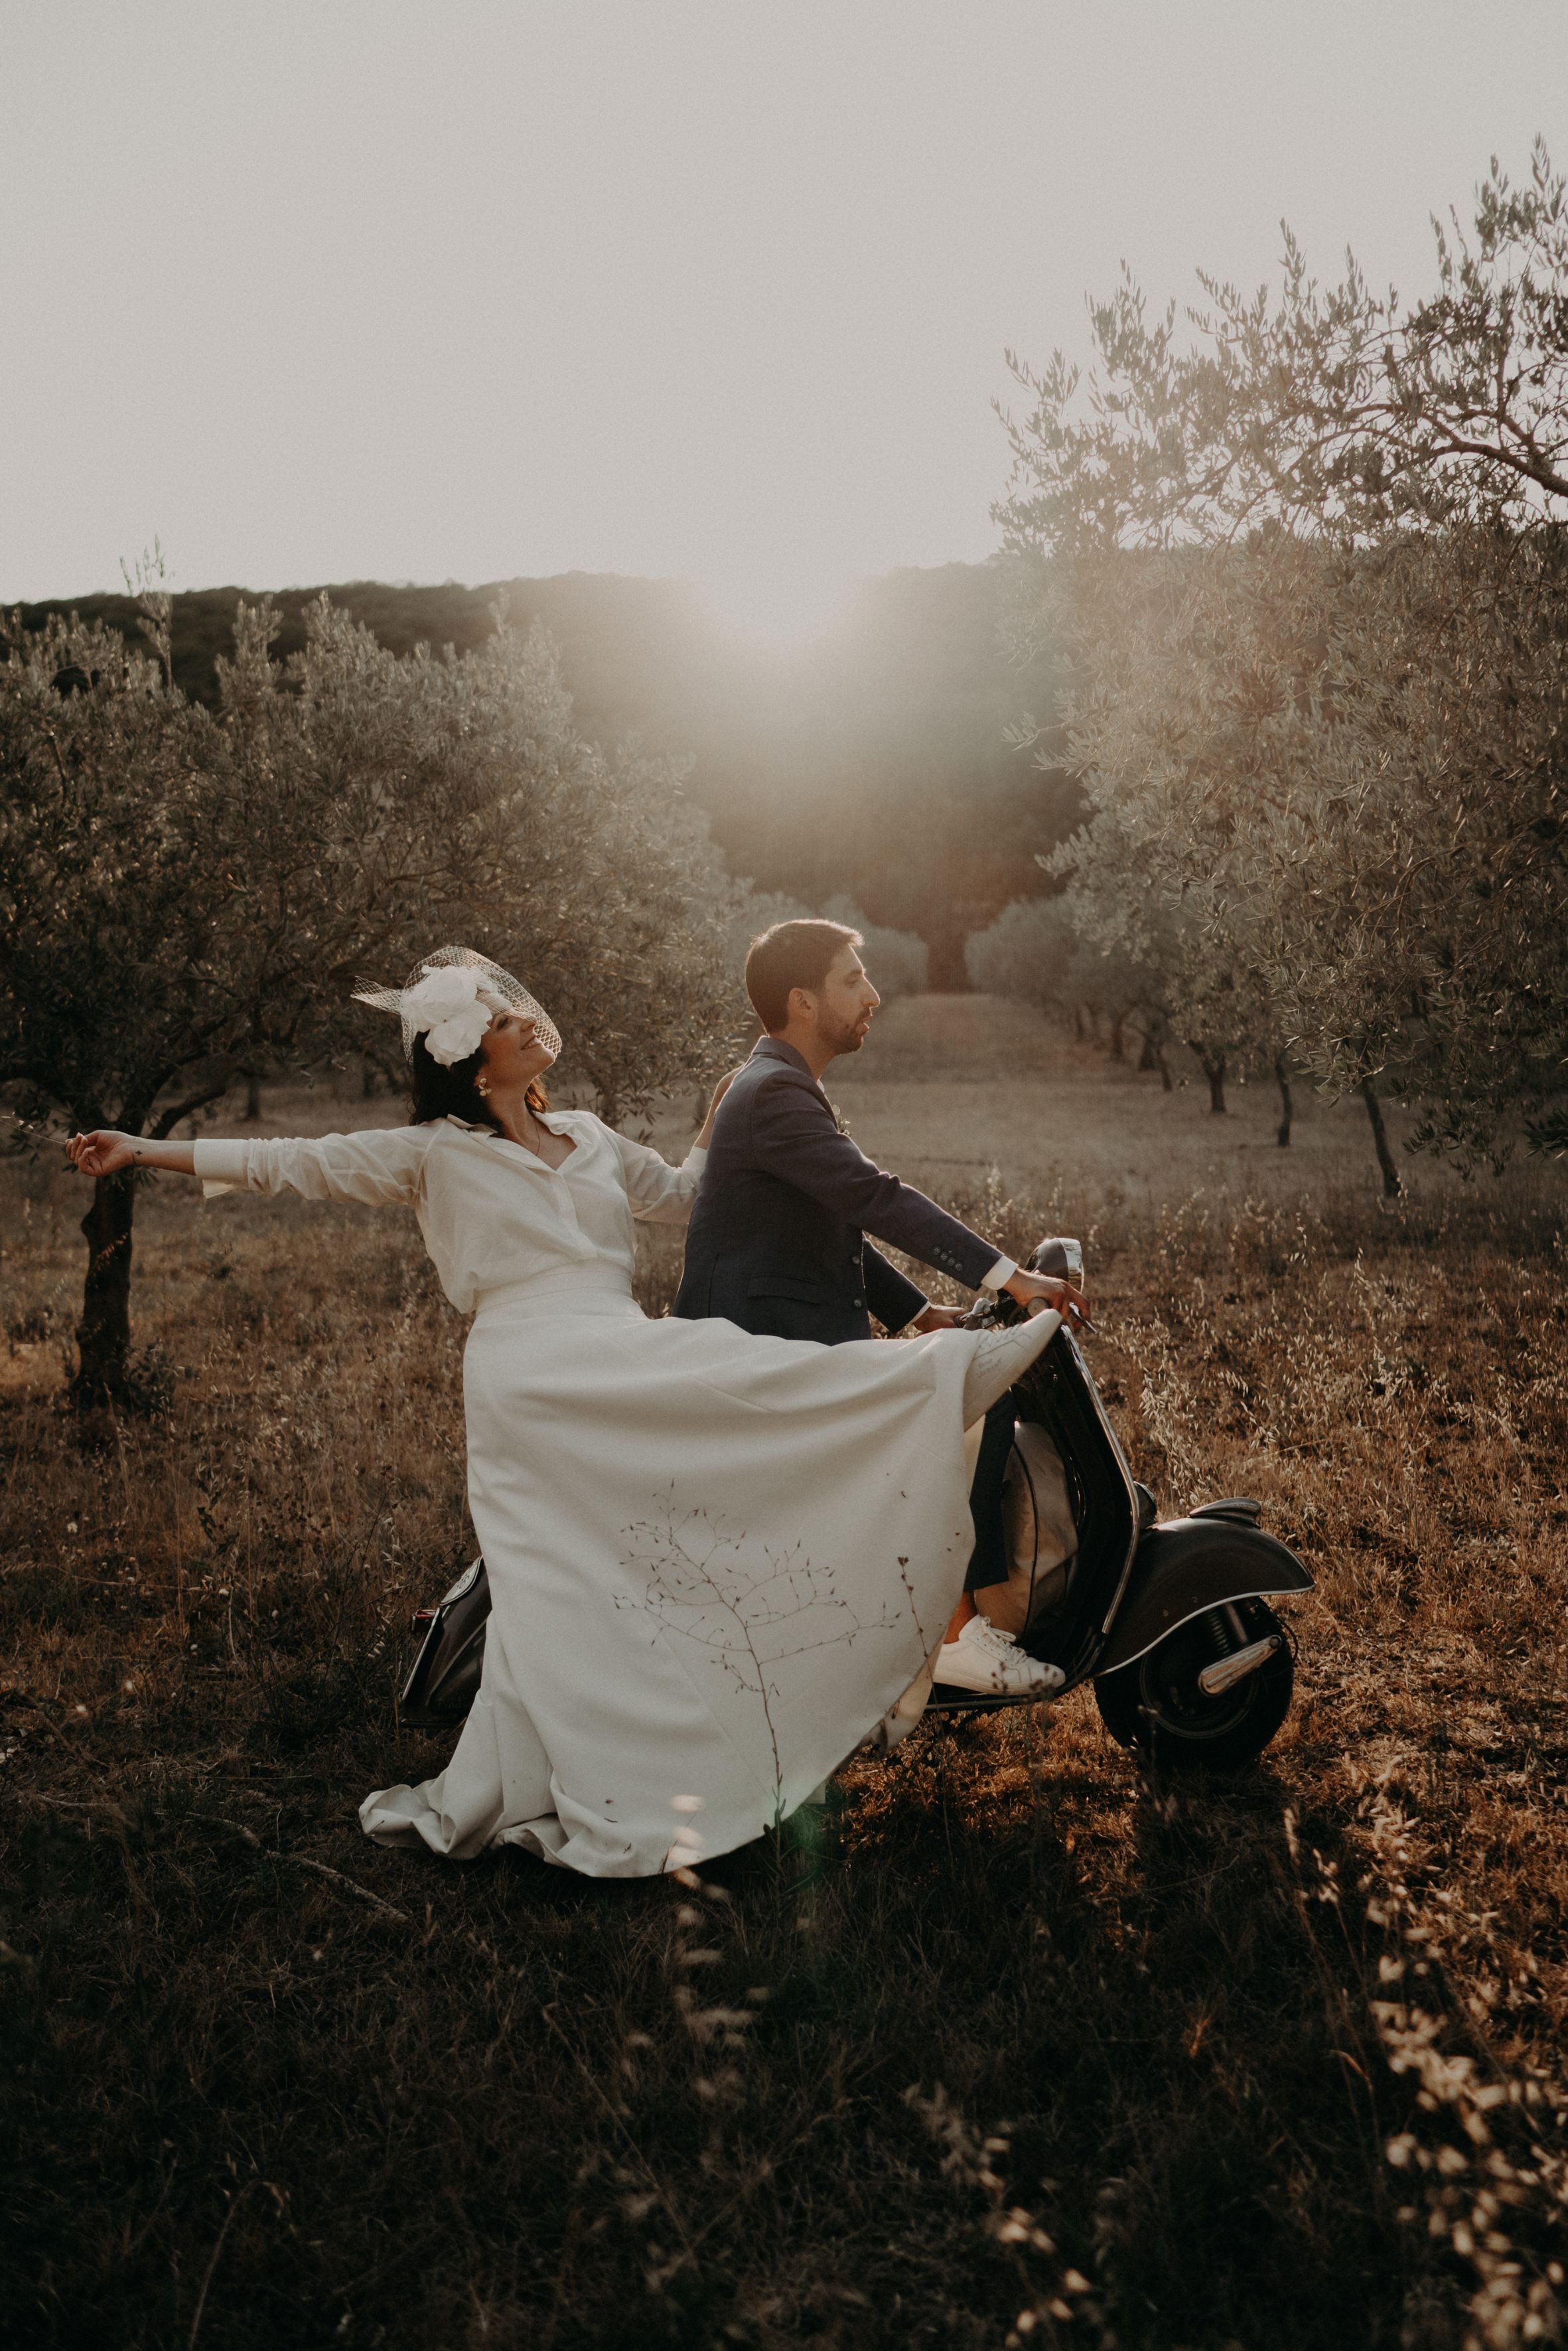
[
  {"left": 192, "top": 1129, "right": 431, "bottom": 1208},
  {"left": 606, "top": 1129, "right": 708, "bottom": 1226}
]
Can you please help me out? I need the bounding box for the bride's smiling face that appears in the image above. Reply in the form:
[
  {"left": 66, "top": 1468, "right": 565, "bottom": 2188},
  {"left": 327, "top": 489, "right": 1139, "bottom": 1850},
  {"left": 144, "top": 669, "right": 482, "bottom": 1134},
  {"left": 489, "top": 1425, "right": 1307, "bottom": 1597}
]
[{"left": 478, "top": 1010, "right": 558, "bottom": 1090}]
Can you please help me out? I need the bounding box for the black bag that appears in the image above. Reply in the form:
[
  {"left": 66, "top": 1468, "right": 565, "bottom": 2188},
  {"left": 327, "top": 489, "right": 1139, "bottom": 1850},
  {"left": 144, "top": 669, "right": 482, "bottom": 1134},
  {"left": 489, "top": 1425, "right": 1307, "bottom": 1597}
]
[{"left": 400, "top": 1558, "right": 490, "bottom": 1729}]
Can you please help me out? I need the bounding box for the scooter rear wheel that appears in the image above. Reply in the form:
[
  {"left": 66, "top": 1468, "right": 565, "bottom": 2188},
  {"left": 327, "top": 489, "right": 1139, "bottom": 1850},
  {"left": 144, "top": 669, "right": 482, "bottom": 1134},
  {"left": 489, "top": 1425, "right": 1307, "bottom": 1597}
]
[{"left": 1093, "top": 1599, "right": 1293, "bottom": 1770}]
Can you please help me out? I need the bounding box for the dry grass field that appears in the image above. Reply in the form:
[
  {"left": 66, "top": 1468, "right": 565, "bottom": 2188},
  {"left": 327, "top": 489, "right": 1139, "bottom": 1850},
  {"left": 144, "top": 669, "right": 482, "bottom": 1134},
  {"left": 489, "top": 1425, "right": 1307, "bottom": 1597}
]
[
  {"left": 829, "top": 995, "right": 1492, "bottom": 1211},
  {"left": 4, "top": 999, "right": 1567, "bottom": 2350}
]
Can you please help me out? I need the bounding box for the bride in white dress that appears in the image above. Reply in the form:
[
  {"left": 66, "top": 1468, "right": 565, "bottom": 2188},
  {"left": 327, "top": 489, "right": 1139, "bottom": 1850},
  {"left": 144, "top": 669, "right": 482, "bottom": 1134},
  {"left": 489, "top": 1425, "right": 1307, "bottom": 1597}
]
[{"left": 67, "top": 950, "right": 1074, "bottom": 1879}]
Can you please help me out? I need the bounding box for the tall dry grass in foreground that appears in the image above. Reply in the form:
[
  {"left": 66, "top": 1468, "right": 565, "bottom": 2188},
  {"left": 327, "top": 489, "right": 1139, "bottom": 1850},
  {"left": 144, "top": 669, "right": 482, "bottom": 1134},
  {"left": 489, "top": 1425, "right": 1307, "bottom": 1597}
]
[{"left": 3, "top": 1145, "right": 1567, "bottom": 2349}]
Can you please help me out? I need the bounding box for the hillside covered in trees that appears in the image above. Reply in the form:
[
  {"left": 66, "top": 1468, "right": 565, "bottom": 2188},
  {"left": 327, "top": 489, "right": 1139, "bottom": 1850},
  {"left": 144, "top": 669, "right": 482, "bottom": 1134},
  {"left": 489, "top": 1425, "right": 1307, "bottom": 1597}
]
[{"left": 13, "top": 564, "right": 1076, "bottom": 987}]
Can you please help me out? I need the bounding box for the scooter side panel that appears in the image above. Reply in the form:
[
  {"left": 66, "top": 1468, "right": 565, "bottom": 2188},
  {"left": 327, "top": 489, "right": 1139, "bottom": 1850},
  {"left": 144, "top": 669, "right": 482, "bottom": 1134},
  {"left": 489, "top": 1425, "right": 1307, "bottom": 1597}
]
[
  {"left": 400, "top": 1559, "right": 492, "bottom": 1727},
  {"left": 1095, "top": 1519, "right": 1313, "bottom": 1676},
  {"left": 1012, "top": 1328, "right": 1141, "bottom": 1677}
]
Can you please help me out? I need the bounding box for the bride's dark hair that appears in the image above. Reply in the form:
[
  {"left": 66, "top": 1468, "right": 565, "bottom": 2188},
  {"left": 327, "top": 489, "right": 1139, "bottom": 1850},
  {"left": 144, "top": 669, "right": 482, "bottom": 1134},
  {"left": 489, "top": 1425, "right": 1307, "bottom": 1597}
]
[{"left": 409, "top": 1033, "right": 551, "bottom": 1131}]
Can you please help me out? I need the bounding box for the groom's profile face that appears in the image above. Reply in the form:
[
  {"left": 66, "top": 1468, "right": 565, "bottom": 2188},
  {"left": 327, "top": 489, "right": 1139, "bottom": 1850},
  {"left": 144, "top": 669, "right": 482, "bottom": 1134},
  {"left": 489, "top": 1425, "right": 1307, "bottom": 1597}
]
[{"left": 808, "top": 946, "right": 881, "bottom": 1058}]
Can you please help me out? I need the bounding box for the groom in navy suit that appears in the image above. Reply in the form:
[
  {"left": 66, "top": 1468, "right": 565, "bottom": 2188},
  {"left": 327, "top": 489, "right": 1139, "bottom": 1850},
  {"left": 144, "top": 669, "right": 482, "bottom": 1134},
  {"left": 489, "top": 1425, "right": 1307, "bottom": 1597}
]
[{"left": 675, "top": 918, "right": 1078, "bottom": 1694}]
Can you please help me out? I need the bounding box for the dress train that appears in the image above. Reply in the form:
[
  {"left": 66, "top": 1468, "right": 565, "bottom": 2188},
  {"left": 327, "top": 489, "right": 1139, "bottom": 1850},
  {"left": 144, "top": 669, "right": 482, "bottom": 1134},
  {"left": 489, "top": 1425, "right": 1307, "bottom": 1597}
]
[{"left": 362, "top": 1301, "right": 1062, "bottom": 1873}]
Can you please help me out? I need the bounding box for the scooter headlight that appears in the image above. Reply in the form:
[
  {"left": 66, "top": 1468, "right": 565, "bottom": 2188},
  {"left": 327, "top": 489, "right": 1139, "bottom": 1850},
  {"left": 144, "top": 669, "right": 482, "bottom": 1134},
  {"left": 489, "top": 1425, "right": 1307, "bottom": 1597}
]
[{"left": 1029, "top": 1236, "right": 1084, "bottom": 1283}]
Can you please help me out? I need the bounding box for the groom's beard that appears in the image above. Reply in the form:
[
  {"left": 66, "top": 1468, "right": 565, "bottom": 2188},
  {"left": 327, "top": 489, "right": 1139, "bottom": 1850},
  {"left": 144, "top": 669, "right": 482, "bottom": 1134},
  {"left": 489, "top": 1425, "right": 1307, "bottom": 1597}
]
[{"left": 820, "top": 1012, "right": 870, "bottom": 1058}]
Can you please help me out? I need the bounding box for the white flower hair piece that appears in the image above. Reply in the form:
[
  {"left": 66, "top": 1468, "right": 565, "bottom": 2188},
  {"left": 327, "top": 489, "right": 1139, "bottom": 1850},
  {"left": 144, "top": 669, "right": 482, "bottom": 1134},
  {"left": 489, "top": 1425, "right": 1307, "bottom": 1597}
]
[
  {"left": 352, "top": 946, "right": 563, "bottom": 1068},
  {"left": 401, "top": 966, "right": 490, "bottom": 1066}
]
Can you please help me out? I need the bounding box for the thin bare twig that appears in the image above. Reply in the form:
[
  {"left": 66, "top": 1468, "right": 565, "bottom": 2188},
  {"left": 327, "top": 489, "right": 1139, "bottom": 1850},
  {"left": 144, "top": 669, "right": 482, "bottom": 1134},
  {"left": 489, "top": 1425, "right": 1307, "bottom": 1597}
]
[
  {"left": 214, "top": 1818, "right": 411, "bottom": 1924},
  {"left": 290, "top": 1855, "right": 411, "bottom": 1924},
  {"left": 188, "top": 2178, "right": 253, "bottom": 2351}
]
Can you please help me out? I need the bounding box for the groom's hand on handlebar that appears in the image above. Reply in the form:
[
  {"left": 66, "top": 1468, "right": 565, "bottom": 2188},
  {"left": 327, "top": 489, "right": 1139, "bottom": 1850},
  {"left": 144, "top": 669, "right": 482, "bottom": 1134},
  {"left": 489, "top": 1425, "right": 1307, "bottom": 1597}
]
[
  {"left": 910, "top": 1302, "right": 968, "bottom": 1332},
  {"left": 1003, "top": 1268, "right": 1093, "bottom": 1327}
]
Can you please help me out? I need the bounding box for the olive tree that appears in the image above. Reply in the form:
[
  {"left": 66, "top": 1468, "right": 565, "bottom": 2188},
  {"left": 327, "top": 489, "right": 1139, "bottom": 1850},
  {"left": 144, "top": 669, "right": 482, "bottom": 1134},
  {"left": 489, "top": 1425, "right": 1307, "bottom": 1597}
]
[
  {"left": 963, "top": 894, "right": 1145, "bottom": 1060},
  {"left": 819, "top": 896, "right": 929, "bottom": 999},
  {"left": 1, "top": 593, "right": 741, "bottom": 1405},
  {"left": 965, "top": 896, "right": 1076, "bottom": 1016},
  {"left": 1016, "top": 529, "right": 1568, "bottom": 1184},
  {"left": 995, "top": 145, "right": 1568, "bottom": 1181},
  {"left": 722, "top": 888, "right": 930, "bottom": 1001},
  {"left": 999, "top": 141, "right": 1568, "bottom": 555},
  {"left": 966, "top": 883, "right": 1285, "bottom": 1115}
]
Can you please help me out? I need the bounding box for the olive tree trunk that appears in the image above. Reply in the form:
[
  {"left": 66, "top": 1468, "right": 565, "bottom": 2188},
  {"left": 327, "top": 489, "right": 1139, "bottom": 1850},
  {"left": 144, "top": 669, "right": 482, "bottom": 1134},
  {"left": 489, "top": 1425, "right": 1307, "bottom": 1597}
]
[
  {"left": 1360, "top": 1079, "right": 1402, "bottom": 1197},
  {"left": 1138, "top": 1019, "right": 1175, "bottom": 1092},
  {"left": 68, "top": 1081, "right": 228, "bottom": 1411},
  {"left": 1191, "top": 1046, "right": 1227, "bottom": 1113},
  {"left": 72, "top": 1171, "right": 136, "bottom": 1408}
]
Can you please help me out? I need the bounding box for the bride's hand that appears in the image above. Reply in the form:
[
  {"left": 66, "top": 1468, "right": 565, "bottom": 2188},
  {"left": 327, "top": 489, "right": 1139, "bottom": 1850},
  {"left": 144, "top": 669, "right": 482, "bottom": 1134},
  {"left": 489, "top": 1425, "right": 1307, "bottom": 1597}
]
[
  {"left": 695, "top": 1065, "right": 748, "bottom": 1148},
  {"left": 67, "top": 1129, "right": 138, "bottom": 1178}
]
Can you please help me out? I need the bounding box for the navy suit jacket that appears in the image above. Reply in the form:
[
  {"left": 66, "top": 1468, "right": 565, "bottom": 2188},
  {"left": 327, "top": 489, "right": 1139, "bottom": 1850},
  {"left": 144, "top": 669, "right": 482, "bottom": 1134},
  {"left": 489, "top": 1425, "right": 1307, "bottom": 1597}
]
[{"left": 673, "top": 1036, "right": 1001, "bottom": 1344}]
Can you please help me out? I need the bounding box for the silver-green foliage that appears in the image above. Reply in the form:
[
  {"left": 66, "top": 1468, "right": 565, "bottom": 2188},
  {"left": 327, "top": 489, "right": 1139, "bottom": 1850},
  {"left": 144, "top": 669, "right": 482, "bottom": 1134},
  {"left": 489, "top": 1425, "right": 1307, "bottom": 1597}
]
[
  {"left": 1, "top": 591, "right": 742, "bottom": 1391},
  {"left": 725, "top": 889, "right": 928, "bottom": 1003},
  {"left": 995, "top": 145, "right": 1568, "bottom": 1169},
  {"left": 999, "top": 139, "right": 1568, "bottom": 553}
]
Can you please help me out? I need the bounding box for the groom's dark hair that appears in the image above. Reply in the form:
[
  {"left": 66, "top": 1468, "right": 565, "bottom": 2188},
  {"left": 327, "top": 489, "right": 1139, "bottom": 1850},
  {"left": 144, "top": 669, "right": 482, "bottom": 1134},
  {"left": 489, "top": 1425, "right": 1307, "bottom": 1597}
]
[{"left": 745, "top": 919, "right": 862, "bottom": 1033}]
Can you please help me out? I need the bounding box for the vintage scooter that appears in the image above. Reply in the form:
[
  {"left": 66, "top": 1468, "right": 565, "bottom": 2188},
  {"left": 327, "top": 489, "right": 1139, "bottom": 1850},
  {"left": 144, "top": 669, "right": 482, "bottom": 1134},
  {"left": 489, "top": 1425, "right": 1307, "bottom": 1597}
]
[
  {"left": 922, "top": 1238, "right": 1312, "bottom": 1768},
  {"left": 402, "top": 1238, "right": 1312, "bottom": 1772}
]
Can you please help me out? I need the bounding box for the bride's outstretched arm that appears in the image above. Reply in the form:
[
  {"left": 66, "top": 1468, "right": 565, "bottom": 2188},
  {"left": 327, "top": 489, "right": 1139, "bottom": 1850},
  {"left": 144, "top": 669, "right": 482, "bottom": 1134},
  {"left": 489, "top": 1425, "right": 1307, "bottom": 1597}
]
[
  {"left": 68, "top": 1131, "right": 196, "bottom": 1177},
  {"left": 68, "top": 1126, "right": 429, "bottom": 1207}
]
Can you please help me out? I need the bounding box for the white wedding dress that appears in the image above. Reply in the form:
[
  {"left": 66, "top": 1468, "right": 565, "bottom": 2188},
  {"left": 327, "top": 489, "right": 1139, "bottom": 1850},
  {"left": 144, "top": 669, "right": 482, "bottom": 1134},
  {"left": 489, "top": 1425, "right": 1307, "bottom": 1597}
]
[{"left": 192, "top": 1111, "right": 1059, "bottom": 1878}]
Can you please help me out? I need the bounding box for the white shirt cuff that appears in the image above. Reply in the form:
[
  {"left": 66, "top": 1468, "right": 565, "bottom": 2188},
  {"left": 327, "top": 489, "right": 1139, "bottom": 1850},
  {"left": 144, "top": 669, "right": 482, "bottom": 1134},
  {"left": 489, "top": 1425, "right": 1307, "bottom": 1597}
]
[
  {"left": 679, "top": 1145, "right": 709, "bottom": 1175},
  {"left": 193, "top": 1138, "right": 249, "bottom": 1198},
  {"left": 980, "top": 1255, "right": 1017, "bottom": 1292}
]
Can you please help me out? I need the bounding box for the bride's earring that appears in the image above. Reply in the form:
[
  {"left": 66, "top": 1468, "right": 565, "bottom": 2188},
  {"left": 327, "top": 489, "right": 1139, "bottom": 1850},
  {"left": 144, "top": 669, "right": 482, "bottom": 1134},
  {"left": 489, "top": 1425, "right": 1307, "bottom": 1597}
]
[{"left": 475, "top": 1074, "right": 491, "bottom": 1098}]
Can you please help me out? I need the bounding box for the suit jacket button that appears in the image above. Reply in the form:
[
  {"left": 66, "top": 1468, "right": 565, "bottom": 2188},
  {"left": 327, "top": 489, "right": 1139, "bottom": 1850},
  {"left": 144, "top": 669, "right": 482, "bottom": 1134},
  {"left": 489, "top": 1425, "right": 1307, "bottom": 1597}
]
[{"left": 852, "top": 1296, "right": 864, "bottom": 1308}]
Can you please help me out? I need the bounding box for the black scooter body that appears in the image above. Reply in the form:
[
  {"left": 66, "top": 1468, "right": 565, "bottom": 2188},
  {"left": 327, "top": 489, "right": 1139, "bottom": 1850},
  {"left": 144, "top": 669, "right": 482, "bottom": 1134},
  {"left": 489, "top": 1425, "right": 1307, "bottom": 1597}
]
[
  {"left": 400, "top": 1559, "right": 490, "bottom": 1731},
  {"left": 1097, "top": 1516, "right": 1311, "bottom": 1677},
  {"left": 925, "top": 1240, "right": 1313, "bottom": 1767}
]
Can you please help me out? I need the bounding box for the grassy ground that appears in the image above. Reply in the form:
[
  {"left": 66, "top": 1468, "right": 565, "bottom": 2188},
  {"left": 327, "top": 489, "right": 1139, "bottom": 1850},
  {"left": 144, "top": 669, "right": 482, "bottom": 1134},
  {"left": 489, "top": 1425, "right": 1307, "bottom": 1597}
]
[
  {"left": 4, "top": 1003, "right": 1567, "bottom": 2348},
  {"left": 826, "top": 994, "right": 1522, "bottom": 1212}
]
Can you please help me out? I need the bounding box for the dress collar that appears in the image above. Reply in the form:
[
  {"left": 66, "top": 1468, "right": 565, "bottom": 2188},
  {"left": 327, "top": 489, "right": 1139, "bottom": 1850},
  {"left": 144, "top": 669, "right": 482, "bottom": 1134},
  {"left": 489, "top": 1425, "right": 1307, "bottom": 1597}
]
[
  {"left": 443, "top": 1111, "right": 583, "bottom": 1164},
  {"left": 444, "top": 1110, "right": 579, "bottom": 1136}
]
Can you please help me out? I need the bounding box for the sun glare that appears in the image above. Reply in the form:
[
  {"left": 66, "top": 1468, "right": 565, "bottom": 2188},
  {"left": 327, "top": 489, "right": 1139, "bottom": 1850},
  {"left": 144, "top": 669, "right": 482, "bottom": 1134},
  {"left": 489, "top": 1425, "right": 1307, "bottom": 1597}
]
[{"left": 696, "top": 561, "right": 860, "bottom": 648}]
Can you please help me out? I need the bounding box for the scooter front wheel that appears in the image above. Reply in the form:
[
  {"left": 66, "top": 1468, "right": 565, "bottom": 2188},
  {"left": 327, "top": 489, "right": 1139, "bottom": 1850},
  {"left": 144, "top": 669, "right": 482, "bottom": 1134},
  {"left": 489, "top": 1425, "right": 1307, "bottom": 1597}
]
[{"left": 1093, "top": 1599, "right": 1293, "bottom": 1771}]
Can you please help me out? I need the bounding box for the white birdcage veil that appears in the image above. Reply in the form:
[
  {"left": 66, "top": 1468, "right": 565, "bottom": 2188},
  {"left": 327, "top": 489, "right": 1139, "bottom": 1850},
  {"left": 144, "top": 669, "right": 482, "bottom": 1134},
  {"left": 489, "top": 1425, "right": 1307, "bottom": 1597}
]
[{"left": 352, "top": 946, "right": 562, "bottom": 1067}]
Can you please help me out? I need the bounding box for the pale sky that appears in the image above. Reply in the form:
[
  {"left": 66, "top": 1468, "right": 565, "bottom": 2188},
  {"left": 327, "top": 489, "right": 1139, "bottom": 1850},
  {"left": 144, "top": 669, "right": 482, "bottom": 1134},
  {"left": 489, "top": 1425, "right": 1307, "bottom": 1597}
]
[{"left": 5, "top": 2, "right": 1565, "bottom": 637}]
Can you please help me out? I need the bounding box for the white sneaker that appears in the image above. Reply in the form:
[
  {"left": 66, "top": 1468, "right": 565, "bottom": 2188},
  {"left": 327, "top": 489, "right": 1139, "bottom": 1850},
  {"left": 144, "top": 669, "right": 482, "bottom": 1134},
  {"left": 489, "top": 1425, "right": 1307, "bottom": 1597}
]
[{"left": 935, "top": 1616, "right": 1065, "bottom": 1697}]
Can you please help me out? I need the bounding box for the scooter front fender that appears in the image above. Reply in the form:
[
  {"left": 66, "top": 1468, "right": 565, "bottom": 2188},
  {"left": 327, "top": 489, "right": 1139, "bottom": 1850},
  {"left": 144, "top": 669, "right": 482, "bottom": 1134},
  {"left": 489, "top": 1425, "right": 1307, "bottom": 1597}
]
[{"left": 1096, "top": 1518, "right": 1313, "bottom": 1676}]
